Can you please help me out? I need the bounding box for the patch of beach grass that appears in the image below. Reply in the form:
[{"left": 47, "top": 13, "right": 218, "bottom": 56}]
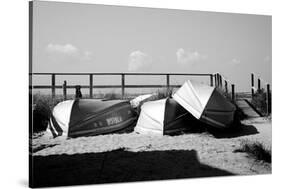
[
  {"left": 234, "top": 140, "right": 271, "bottom": 163},
  {"left": 251, "top": 88, "right": 271, "bottom": 116}
]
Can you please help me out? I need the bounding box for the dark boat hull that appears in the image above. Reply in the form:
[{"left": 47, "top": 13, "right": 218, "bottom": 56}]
[
  {"left": 48, "top": 99, "right": 137, "bottom": 138},
  {"left": 68, "top": 101, "right": 137, "bottom": 138}
]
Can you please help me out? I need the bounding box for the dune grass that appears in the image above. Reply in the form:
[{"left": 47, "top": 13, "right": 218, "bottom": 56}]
[
  {"left": 251, "top": 89, "right": 271, "bottom": 116},
  {"left": 234, "top": 140, "right": 271, "bottom": 163}
]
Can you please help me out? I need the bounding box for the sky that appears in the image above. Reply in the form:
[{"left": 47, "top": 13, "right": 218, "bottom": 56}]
[{"left": 32, "top": 1, "right": 272, "bottom": 92}]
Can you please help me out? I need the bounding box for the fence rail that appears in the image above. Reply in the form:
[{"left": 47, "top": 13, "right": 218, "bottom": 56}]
[
  {"left": 32, "top": 84, "right": 183, "bottom": 89},
  {"left": 30, "top": 73, "right": 212, "bottom": 76},
  {"left": 213, "top": 72, "right": 236, "bottom": 101},
  {"left": 29, "top": 72, "right": 237, "bottom": 101}
]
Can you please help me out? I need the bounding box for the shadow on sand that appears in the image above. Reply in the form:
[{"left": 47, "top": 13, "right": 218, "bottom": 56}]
[
  {"left": 207, "top": 124, "right": 259, "bottom": 139},
  {"left": 31, "top": 149, "right": 234, "bottom": 188}
]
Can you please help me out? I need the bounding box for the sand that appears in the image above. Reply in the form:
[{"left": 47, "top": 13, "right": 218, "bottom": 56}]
[{"left": 30, "top": 117, "right": 271, "bottom": 187}]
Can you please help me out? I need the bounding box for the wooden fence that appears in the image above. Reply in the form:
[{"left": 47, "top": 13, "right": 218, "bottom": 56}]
[
  {"left": 29, "top": 72, "right": 235, "bottom": 101},
  {"left": 213, "top": 73, "right": 235, "bottom": 101}
]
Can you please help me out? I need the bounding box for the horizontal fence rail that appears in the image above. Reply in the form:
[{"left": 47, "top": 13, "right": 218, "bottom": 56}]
[
  {"left": 30, "top": 73, "right": 212, "bottom": 76},
  {"left": 29, "top": 72, "right": 215, "bottom": 99},
  {"left": 32, "top": 85, "right": 183, "bottom": 89}
]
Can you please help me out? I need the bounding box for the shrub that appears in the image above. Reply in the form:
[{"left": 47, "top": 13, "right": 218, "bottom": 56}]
[
  {"left": 31, "top": 93, "right": 65, "bottom": 134},
  {"left": 155, "top": 88, "right": 174, "bottom": 99},
  {"left": 251, "top": 89, "right": 271, "bottom": 115},
  {"left": 103, "top": 92, "right": 119, "bottom": 100},
  {"left": 234, "top": 140, "right": 271, "bottom": 163},
  {"left": 31, "top": 94, "right": 52, "bottom": 133}
]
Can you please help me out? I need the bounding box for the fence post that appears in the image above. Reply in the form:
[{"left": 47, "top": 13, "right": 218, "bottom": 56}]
[
  {"left": 216, "top": 73, "right": 219, "bottom": 87},
  {"left": 214, "top": 74, "right": 216, "bottom": 87},
  {"left": 89, "top": 74, "right": 93, "bottom": 98},
  {"left": 63, "top": 80, "right": 67, "bottom": 100},
  {"left": 219, "top": 74, "right": 222, "bottom": 88},
  {"left": 217, "top": 74, "right": 219, "bottom": 87},
  {"left": 166, "top": 74, "right": 170, "bottom": 94},
  {"left": 231, "top": 84, "right": 235, "bottom": 101},
  {"left": 258, "top": 78, "right": 261, "bottom": 91},
  {"left": 251, "top": 73, "right": 254, "bottom": 97},
  {"left": 51, "top": 74, "right": 55, "bottom": 100},
  {"left": 210, "top": 74, "right": 213, "bottom": 86},
  {"left": 225, "top": 80, "right": 228, "bottom": 94},
  {"left": 266, "top": 84, "right": 271, "bottom": 115},
  {"left": 121, "top": 74, "right": 125, "bottom": 99},
  {"left": 214, "top": 73, "right": 218, "bottom": 87},
  {"left": 75, "top": 85, "right": 82, "bottom": 99}
]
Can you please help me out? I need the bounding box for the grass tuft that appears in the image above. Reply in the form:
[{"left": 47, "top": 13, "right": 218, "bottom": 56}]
[{"left": 234, "top": 140, "right": 271, "bottom": 163}]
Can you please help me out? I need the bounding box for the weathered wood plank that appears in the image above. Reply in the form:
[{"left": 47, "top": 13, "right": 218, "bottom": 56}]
[
  {"left": 63, "top": 81, "right": 67, "bottom": 100},
  {"left": 231, "top": 84, "right": 235, "bottom": 101},
  {"left": 31, "top": 84, "right": 182, "bottom": 89},
  {"left": 30, "top": 72, "right": 212, "bottom": 76},
  {"left": 251, "top": 73, "right": 254, "bottom": 97},
  {"left": 89, "top": 74, "right": 93, "bottom": 98},
  {"left": 51, "top": 74, "right": 55, "bottom": 99}
]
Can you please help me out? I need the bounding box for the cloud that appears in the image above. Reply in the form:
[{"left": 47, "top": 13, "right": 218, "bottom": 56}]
[
  {"left": 229, "top": 58, "right": 241, "bottom": 65},
  {"left": 46, "top": 43, "right": 79, "bottom": 55},
  {"left": 176, "top": 48, "right": 206, "bottom": 65},
  {"left": 128, "top": 50, "right": 151, "bottom": 71},
  {"left": 45, "top": 43, "right": 93, "bottom": 63}
]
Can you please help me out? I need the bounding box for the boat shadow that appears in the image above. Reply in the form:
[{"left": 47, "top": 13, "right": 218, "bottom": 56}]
[
  {"left": 206, "top": 123, "right": 259, "bottom": 139},
  {"left": 31, "top": 149, "right": 234, "bottom": 187}
]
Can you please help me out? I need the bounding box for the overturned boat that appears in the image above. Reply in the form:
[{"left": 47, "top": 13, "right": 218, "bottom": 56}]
[
  {"left": 47, "top": 99, "right": 137, "bottom": 138},
  {"left": 173, "top": 80, "right": 236, "bottom": 129},
  {"left": 134, "top": 98, "right": 199, "bottom": 135}
]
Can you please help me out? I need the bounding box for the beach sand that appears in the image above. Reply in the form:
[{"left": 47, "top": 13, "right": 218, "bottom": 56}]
[{"left": 30, "top": 117, "right": 271, "bottom": 187}]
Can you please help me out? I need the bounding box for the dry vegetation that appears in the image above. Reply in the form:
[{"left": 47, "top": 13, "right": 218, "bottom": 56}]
[
  {"left": 251, "top": 89, "right": 271, "bottom": 116},
  {"left": 234, "top": 140, "right": 271, "bottom": 163}
]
